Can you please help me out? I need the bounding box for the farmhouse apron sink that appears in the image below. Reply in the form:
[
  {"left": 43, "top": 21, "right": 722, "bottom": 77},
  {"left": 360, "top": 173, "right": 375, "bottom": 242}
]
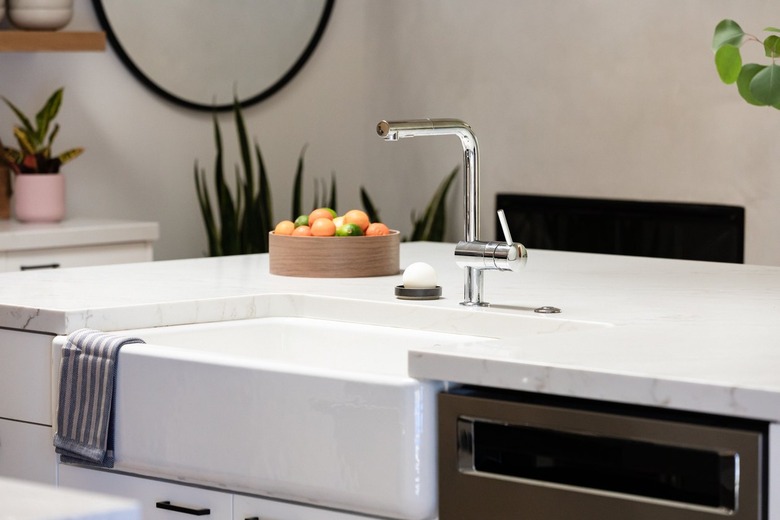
[{"left": 56, "top": 298, "right": 610, "bottom": 519}]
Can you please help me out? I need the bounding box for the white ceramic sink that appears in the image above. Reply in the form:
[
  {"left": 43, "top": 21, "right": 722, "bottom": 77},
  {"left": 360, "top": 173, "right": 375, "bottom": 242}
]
[
  {"left": 69, "top": 297, "right": 610, "bottom": 520},
  {"left": 107, "top": 317, "right": 486, "bottom": 520}
]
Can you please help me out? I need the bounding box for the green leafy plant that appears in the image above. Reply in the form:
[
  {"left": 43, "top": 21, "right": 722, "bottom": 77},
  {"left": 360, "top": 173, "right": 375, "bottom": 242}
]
[
  {"left": 0, "top": 88, "right": 84, "bottom": 174},
  {"left": 195, "top": 99, "right": 459, "bottom": 255},
  {"left": 194, "top": 98, "right": 273, "bottom": 256},
  {"left": 361, "top": 166, "right": 459, "bottom": 242},
  {"left": 194, "top": 101, "right": 337, "bottom": 256},
  {"left": 408, "top": 166, "right": 458, "bottom": 241},
  {"left": 713, "top": 19, "right": 780, "bottom": 108},
  {"left": 291, "top": 145, "right": 337, "bottom": 219}
]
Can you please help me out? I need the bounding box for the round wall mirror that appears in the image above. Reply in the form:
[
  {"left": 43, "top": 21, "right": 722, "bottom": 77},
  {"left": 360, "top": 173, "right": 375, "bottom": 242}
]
[{"left": 93, "top": 0, "right": 335, "bottom": 111}]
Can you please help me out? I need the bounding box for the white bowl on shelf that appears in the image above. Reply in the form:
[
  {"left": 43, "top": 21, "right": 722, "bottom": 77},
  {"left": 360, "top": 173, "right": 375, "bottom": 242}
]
[{"left": 8, "top": 0, "right": 73, "bottom": 31}]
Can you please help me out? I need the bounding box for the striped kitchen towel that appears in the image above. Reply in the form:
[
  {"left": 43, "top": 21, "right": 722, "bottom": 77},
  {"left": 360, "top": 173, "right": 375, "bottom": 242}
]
[{"left": 53, "top": 328, "right": 145, "bottom": 468}]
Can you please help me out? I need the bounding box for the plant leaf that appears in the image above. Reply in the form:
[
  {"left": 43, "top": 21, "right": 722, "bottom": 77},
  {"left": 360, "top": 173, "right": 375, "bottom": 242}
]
[
  {"left": 35, "top": 88, "right": 62, "bottom": 146},
  {"left": 749, "top": 63, "right": 780, "bottom": 105},
  {"left": 360, "top": 187, "right": 381, "bottom": 224},
  {"left": 194, "top": 163, "right": 219, "bottom": 256},
  {"left": 255, "top": 142, "right": 272, "bottom": 253},
  {"left": 765, "top": 27, "right": 780, "bottom": 33},
  {"left": 13, "top": 126, "right": 36, "bottom": 155},
  {"left": 47, "top": 123, "right": 61, "bottom": 152},
  {"left": 0, "top": 147, "right": 22, "bottom": 174},
  {"left": 715, "top": 45, "right": 742, "bottom": 84},
  {"left": 3, "top": 98, "right": 37, "bottom": 144},
  {"left": 736, "top": 64, "right": 768, "bottom": 106},
  {"left": 56, "top": 148, "right": 84, "bottom": 166},
  {"left": 713, "top": 19, "right": 744, "bottom": 51},
  {"left": 328, "top": 172, "right": 337, "bottom": 211},
  {"left": 410, "top": 166, "right": 458, "bottom": 242},
  {"left": 765, "top": 35, "right": 780, "bottom": 58},
  {"left": 232, "top": 99, "right": 256, "bottom": 254},
  {"left": 292, "top": 145, "right": 307, "bottom": 218},
  {"left": 212, "top": 113, "right": 238, "bottom": 256},
  {"left": 312, "top": 177, "right": 321, "bottom": 210},
  {"left": 234, "top": 97, "right": 253, "bottom": 203}
]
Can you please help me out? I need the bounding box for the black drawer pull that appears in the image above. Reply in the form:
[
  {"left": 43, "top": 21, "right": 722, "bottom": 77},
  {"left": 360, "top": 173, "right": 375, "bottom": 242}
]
[
  {"left": 20, "top": 263, "right": 60, "bottom": 271},
  {"left": 245, "top": 517, "right": 261, "bottom": 520},
  {"left": 155, "top": 501, "right": 211, "bottom": 516}
]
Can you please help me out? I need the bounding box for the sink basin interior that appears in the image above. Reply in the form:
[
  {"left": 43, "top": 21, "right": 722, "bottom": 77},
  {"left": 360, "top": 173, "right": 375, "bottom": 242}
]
[{"left": 127, "top": 316, "right": 497, "bottom": 377}]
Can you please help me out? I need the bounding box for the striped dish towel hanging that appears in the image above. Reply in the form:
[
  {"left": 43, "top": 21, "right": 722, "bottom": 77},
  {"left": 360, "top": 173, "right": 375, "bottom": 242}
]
[{"left": 53, "top": 328, "right": 145, "bottom": 468}]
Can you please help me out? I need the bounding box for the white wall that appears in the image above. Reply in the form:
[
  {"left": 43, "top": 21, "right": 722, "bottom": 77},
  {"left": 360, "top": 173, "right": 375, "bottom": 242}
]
[{"left": 1, "top": 0, "right": 778, "bottom": 264}]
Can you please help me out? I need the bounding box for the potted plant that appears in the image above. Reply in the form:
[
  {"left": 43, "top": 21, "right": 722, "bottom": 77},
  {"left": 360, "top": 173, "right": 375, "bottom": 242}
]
[
  {"left": 713, "top": 19, "right": 780, "bottom": 108},
  {"left": 0, "top": 87, "right": 83, "bottom": 222}
]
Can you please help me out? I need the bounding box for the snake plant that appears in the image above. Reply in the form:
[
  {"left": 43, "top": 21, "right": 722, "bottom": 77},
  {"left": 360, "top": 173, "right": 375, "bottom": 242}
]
[
  {"left": 360, "top": 166, "right": 459, "bottom": 242},
  {"left": 194, "top": 100, "right": 336, "bottom": 256},
  {"left": 195, "top": 99, "right": 458, "bottom": 255},
  {"left": 194, "top": 98, "right": 273, "bottom": 256}
]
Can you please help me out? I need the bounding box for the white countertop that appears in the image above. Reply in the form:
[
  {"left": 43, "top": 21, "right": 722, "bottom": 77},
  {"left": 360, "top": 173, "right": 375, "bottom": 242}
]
[
  {"left": 0, "top": 218, "right": 159, "bottom": 251},
  {"left": 1, "top": 242, "right": 779, "bottom": 422},
  {"left": 0, "top": 476, "right": 140, "bottom": 520}
]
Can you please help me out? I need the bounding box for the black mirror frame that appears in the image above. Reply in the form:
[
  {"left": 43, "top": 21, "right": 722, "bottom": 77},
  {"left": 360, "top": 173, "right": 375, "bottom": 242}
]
[{"left": 92, "top": 0, "right": 335, "bottom": 111}]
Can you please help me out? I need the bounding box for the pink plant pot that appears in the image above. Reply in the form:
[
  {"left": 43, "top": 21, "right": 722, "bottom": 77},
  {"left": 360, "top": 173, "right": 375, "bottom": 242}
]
[{"left": 13, "top": 173, "right": 66, "bottom": 223}]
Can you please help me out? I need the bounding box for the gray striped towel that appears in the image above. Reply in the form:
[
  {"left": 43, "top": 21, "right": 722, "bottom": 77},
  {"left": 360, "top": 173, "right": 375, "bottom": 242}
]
[{"left": 54, "top": 328, "right": 145, "bottom": 468}]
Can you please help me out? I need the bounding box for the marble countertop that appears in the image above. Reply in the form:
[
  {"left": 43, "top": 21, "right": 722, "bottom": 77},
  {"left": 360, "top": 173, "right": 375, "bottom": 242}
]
[{"left": 1, "top": 242, "right": 779, "bottom": 421}]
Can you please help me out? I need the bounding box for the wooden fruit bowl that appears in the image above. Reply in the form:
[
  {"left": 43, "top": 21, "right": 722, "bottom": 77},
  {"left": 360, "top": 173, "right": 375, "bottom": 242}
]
[{"left": 269, "top": 230, "right": 400, "bottom": 278}]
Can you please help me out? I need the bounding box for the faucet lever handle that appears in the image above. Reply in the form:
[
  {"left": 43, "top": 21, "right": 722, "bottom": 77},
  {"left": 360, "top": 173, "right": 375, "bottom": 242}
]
[{"left": 497, "top": 209, "right": 513, "bottom": 245}]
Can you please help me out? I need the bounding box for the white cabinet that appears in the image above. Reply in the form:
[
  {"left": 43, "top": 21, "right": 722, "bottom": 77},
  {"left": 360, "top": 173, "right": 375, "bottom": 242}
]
[
  {"left": 59, "top": 465, "right": 232, "bottom": 519},
  {"left": 0, "top": 419, "right": 56, "bottom": 484},
  {"left": 0, "top": 328, "right": 53, "bottom": 424},
  {"left": 0, "top": 328, "right": 57, "bottom": 484},
  {"left": 0, "top": 218, "right": 158, "bottom": 271},
  {"left": 5, "top": 242, "right": 153, "bottom": 271},
  {"left": 60, "top": 465, "right": 379, "bottom": 520},
  {"left": 0, "top": 475, "right": 140, "bottom": 520},
  {"left": 234, "top": 494, "right": 373, "bottom": 520}
]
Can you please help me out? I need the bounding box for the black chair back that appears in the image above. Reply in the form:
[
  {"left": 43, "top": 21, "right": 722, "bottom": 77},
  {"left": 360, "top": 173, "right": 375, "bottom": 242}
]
[{"left": 496, "top": 194, "right": 744, "bottom": 263}]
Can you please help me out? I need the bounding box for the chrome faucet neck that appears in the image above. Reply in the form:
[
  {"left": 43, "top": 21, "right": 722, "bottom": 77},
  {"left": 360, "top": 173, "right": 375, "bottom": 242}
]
[
  {"left": 377, "top": 118, "right": 480, "bottom": 240},
  {"left": 377, "top": 119, "right": 525, "bottom": 306}
]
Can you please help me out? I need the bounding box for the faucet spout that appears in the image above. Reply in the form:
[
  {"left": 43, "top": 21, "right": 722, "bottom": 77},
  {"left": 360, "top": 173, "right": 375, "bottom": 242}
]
[
  {"left": 377, "top": 119, "right": 480, "bottom": 245},
  {"left": 377, "top": 118, "right": 525, "bottom": 306}
]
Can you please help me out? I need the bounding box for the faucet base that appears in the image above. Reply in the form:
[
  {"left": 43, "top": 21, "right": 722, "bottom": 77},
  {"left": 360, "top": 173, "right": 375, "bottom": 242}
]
[{"left": 459, "top": 301, "right": 490, "bottom": 307}]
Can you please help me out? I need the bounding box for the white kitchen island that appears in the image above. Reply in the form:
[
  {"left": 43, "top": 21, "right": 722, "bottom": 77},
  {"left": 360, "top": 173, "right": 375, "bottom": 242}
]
[{"left": 0, "top": 242, "right": 778, "bottom": 518}]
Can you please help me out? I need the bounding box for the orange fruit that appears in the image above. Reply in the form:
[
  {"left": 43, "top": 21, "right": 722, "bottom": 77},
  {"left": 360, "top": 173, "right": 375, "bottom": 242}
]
[
  {"left": 292, "top": 225, "right": 312, "bottom": 236},
  {"left": 344, "top": 209, "right": 370, "bottom": 232},
  {"left": 365, "top": 222, "right": 390, "bottom": 236},
  {"left": 311, "top": 218, "right": 336, "bottom": 236},
  {"left": 274, "top": 220, "right": 295, "bottom": 235},
  {"left": 309, "top": 208, "right": 335, "bottom": 223}
]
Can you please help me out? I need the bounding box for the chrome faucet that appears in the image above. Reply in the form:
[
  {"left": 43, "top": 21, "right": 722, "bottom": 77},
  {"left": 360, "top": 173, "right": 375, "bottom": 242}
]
[{"left": 377, "top": 118, "right": 527, "bottom": 306}]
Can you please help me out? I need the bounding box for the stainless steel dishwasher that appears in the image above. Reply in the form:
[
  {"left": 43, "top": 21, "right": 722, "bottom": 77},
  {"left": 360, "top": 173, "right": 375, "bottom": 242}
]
[{"left": 438, "top": 387, "right": 768, "bottom": 519}]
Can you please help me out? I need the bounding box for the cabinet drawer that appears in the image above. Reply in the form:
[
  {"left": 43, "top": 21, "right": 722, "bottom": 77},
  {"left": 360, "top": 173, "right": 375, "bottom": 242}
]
[
  {"left": 234, "top": 494, "right": 373, "bottom": 520},
  {"left": 0, "top": 418, "right": 56, "bottom": 484},
  {"left": 5, "top": 243, "right": 152, "bottom": 271},
  {"left": 0, "top": 329, "right": 54, "bottom": 424},
  {"left": 59, "top": 464, "right": 232, "bottom": 519}
]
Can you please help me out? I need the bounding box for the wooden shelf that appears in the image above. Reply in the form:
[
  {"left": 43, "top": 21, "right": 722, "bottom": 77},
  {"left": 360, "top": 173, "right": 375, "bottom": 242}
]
[{"left": 0, "top": 31, "right": 106, "bottom": 52}]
